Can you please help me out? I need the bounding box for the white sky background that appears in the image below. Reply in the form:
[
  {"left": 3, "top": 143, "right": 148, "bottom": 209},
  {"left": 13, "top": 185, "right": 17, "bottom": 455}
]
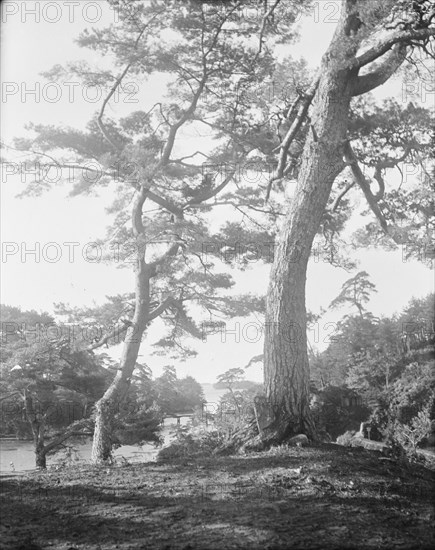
[{"left": 1, "top": 1, "right": 434, "bottom": 383}]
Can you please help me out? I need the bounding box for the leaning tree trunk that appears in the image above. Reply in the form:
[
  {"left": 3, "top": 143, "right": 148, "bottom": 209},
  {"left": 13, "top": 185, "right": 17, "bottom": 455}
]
[
  {"left": 263, "top": 9, "right": 365, "bottom": 443},
  {"left": 91, "top": 186, "right": 154, "bottom": 464},
  {"left": 91, "top": 264, "right": 151, "bottom": 463}
]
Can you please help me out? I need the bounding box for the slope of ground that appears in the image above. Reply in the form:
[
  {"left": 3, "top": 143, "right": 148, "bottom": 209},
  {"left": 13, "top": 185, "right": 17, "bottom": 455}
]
[{"left": 0, "top": 443, "right": 434, "bottom": 549}]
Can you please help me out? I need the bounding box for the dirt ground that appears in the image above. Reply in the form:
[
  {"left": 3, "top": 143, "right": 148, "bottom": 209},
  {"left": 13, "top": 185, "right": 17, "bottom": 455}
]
[{"left": 1, "top": 443, "right": 434, "bottom": 549}]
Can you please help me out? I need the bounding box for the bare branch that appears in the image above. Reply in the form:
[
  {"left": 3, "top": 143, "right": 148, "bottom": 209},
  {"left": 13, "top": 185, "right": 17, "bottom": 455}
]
[
  {"left": 372, "top": 145, "right": 416, "bottom": 200},
  {"left": 147, "top": 296, "right": 180, "bottom": 323},
  {"left": 332, "top": 181, "right": 356, "bottom": 212},
  {"left": 184, "top": 167, "right": 236, "bottom": 208},
  {"left": 158, "top": 4, "right": 242, "bottom": 168},
  {"left": 97, "top": 62, "right": 132, "bottom": 150},
  {"left": 147, "top": 189, "right": 184, "bottom": 217},
  {"left": 87, "top": 319, "right": 133, "bottom": 351},
  {"left": 43, "top": 419, "right": 93, "bottom": 454},
  {"left": 343, "top": 142, "right": 403, "bottom": 244},
  {"left": 172, "top": 150, "right": 211, "bottom": 163},
  {"left": 265, "top": 75, "right": 319, "bottom": 200},
  {"left": 97, "top": 16, "right": 160, "bottom": 149},
  {"left": 158, "top": 76, "right": 208, "bottom": 167},
  {"left": 253, "top": 0, "right": 283, "bottom": 61},
  {"left": 350, "top": 43, "right": 408, "bottom": 96}
]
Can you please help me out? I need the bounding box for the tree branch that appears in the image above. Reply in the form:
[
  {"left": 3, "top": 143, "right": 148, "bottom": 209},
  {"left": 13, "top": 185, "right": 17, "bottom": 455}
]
[
  {"left": 352, "top": 27, "right": 435, "bottom": 70},
  {"left": 147, "top": 189, "right": 184, "bottom": 217},
  {"left": 350, "top": 43, "right": 408, "bottom": 96},
  {"left": 332, "top": 181, "right": 356, "bottom": 212},
  {"left": 253, "top": 0, "right": 282, "bottom": 61},
  {"left": 148, "top": 242, "right": 181, "bottom": 271},
  {"left": 266, "top": 75, "right": 320, "bottom": 200},
  {"left": 157, "top": 4, "right": 242, "bottom": 168},
  {"left": 132, "top": 185, "right": 149, "bottom": 237},
  {"left": 343, "top": 142, "right": 403, "bottom": 244},
  {"left": 147, "top": 296, "right": 180, "bottom": 323},
  {"left": 372, "top": 144, "right": 415, "bottom": 200},
  {"left": 184, "top": 167, "right": 236, "bottom": 208},
  {"left": 97, "top": 19, "right": 156, "bottom": 150},
  {"left": 158, "top": 75, "right": 208, "bottom": 167},
  {"left": 86, "top": 319, "right": 133, "bottom": 351},
  {"left": 98, "top": 62, "right": 132, "bottom": 151},
  {"left": 43, "top": 419, "right": 93, "bottom": 454}
]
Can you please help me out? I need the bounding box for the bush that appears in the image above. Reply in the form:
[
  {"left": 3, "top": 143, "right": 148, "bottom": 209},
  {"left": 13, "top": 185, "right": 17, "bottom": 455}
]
[
  {"left": 368, "top": 363, "right": 435, "bottom": 455},
  {"left": 385, "top": 362, "right": 434, "bottom": 425},
  {"left": 311, "top": 386, "right": 370, "bottom": 440},
  {"left": 385, "top": 404, "right": 432, "bottom": 454},
  {"left": 52, "top": 444, "right": 82, "bottom": 467},
  {"left": 157, "top": 425, "right": 225, "bottom": 460},
  {"left": 158, "top": 389, "right": 263, "bottom": 460},
  {"left": 336, "top": 430, "right": 357, "bottom": 446}
]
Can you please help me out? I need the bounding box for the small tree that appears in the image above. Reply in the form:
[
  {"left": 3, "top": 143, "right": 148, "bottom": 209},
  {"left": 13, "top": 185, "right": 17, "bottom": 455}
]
[
  {"left": 154, "top": 366, "right": 204, "bottom": 416},
  {"left": 216, "top": 368, "right": 246, "bottom": 415},
  {"left": 329, "top": 271, "right": 377, "bottom": 319},
  {"left": 0, "top": 309, "right": 110, "bottom": 468},
  {"left": 390, "top": 404, "right": 433, "bottom": 453}
]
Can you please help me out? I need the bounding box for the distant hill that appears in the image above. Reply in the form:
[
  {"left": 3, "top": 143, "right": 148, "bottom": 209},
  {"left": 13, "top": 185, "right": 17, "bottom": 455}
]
[{"left": 212, "top": 380, "right": 262, "bottom": 390}]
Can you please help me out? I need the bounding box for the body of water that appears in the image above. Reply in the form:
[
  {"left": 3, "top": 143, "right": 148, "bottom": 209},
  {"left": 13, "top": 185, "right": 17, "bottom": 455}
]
[
  {"left": 201, "top": 384, "right": 227, "bottom": 407},
  {"left": 0, "top": 384, "right": 227, "bottom": 474},
  {"left": 0, "top": 417, "right": 191, "bottom": 474}
]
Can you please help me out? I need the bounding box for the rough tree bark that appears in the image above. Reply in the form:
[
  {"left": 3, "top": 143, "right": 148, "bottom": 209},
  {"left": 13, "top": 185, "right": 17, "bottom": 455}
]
[
  {"left": 263, "top": 0, "right": 433, "bottom": 443},
  {"left": 90, "top": 269, "right": 151, "bottom": 462},
  {"left": 24, "top": 389, "right": 48, "bottom": 469},
  {"left": 23, "top": 388, "right": 93, "bottom": 468}
]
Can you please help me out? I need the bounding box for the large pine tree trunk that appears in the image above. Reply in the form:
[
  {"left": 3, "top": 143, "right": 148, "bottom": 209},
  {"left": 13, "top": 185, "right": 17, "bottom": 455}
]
[{"left": 263, "top": 9, "right": 364, "bottom": 442}]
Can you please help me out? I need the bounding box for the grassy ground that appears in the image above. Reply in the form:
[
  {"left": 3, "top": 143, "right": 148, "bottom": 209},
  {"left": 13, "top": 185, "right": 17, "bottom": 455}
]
[{"left": 1, "top": 443, "right": 434, "bottom": 549}]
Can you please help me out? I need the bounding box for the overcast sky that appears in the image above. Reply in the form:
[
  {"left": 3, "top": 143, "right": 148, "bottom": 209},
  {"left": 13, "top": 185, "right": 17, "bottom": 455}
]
[{"left": 1, "top": 1, "right": 433, "bottom": 383}]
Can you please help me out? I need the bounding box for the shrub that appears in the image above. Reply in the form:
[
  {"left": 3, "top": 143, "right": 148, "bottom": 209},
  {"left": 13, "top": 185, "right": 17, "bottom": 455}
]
[
  {"left": 368, "top": 363, "right": 435, "bottom": 455},
  {"left": 52, "top": 444, "right": 82, "bottom": 467},
  {"left": 158, "top": 388, "right": 263, "bottom": 460},
  {"left": 385, "top": 404, "right": 432, "bottom": 454},
  {"left": 311, "top": 385, "right": 370, "bottom": 440},
  {"left": 157, "top": 425, "right": 225, "bottom": 460},
  {"left": 336, "top": 430, "right": 356, "bottom": 446}
]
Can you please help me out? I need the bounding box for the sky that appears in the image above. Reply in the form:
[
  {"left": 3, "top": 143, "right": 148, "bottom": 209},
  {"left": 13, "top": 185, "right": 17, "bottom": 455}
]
[{"left": 1, "top": 1, "right": 434, "bottom": 383}]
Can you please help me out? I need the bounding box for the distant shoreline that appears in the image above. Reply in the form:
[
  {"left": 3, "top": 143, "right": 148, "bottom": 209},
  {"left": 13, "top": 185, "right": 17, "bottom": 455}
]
[{"left": 0, "top": 437, "right": 33, "bottom": 441}]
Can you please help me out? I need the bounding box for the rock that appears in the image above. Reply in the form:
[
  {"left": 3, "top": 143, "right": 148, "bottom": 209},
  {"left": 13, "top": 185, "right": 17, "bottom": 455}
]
[
  {"left": 288, "top": 434, "right": 309, "bottom": 447},
  {"left": 350, "top": 437, "right": 389, "bottom": 452}
]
